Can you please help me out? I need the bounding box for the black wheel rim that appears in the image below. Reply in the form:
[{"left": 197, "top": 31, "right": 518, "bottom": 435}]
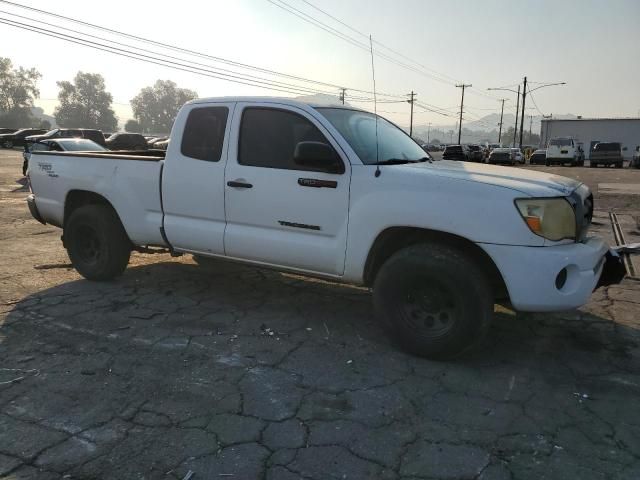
[
  {"left": 399, "top": 281, "right": 459, "bottom": 340},
  {"left": 75, "top": 225, "right": 102, "bottom": 266}
]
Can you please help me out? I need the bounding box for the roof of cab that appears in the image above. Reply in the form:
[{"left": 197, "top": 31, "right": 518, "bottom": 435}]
[{"left": 186, "top": 96, "right": 365, "bottom": 111}]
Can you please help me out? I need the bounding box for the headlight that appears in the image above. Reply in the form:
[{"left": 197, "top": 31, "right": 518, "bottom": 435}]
[{"left": 515, "top": 198, "right": 576, "bottom": 241}]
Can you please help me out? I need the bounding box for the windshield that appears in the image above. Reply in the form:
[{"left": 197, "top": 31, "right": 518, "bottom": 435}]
[
  {"left": 594, "top": 143, "right": 620, "bottom": 151},
  {"left": 315, "top": 108, "right": 427, "bottom": 164},
  {"left": 549, "top": 138, "right": 573, "bottom": 147},
  {"left": 56, "top": 139, "right": 107, "bottom": 151}
]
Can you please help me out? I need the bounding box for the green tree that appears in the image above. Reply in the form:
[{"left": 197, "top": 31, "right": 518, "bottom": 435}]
[
  {"left": 130, "top": 80, "right": 197, "bottom": 133},
  {"left": 0, "top": 57, "right": 41, "bottom": 127},
  {"left": 124, "top": 119, "right": 142, "bottom": 133},
  {"left": 54, "top": 72, "right": 117, "bottom": 131}
]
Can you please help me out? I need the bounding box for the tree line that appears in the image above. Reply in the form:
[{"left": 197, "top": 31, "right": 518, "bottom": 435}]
[{"left": 0, "top": 57, "right": 198, "bottom": 133}]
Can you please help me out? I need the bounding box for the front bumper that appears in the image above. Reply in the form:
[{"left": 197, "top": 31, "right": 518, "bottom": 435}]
[
  {"left": 481, "top": 237, "right": 623, "bottom": 312},
  {"left": 27, "top": 194, "right": 46, "bottom": 225}
]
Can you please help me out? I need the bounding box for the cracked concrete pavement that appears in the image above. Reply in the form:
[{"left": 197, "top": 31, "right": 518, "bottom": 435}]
[{"left": 1, "top": 149, "right": 640, "bottom": 479}]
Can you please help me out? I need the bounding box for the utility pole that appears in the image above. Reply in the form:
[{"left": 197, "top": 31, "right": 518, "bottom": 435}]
[
  {"left": 456, "top": 83, "right": 472, "bottom": 144},
  {"left": 339, "top": 88, "right": 346, "bottom": 105},
  {"left": 498, "top": 99, "right": 506, "bottom": 144},
  {"left": 518, "top": 76, "right": 527, "bottom": 148},
  {"left": 513, "top": 85, "right": 520, "bottom": 148},
  {"left": 407, "top": 91, "right": 416, "bottom": 137},
  {"left": 427, "top": 122, "right": 432, "bottom": 143}
]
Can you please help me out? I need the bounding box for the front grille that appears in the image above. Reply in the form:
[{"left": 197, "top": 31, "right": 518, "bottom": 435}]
[{"left": 570, "top": 183, "right": 593, "bottom": 242}]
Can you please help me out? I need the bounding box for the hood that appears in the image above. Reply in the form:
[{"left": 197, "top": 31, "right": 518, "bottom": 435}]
[
  {"left": 405, "top": 160, "right": 581, "bottom": 196},
  {"left": 0, "top": 133, "right": 15, "bottom": 138},
  {"left": 25, "top": 134, "right": 48, "bottom": 141}
]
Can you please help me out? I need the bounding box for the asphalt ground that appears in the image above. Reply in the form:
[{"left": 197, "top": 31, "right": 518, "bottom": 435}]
[{"left": 1, "top": 148, "right": 639, "bottom": 480}]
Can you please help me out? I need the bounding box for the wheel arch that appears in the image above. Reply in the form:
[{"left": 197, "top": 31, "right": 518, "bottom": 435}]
[
  {"left": 63, "top": 190, "right": 131, "bottom": 246},
  {"left": 363, "top": 226, "right": 509, "bottom": 300}
]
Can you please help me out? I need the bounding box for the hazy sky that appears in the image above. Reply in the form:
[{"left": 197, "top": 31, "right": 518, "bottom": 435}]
[{"left": 1, "top": 0, "right": 639, "bottom": 128}]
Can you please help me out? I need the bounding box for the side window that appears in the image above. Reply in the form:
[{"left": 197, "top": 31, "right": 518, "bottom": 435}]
[
  {"left": 181, "top": 106, "right": 229, "bottom": 161},
  {"left": 238, "top": 107, "right": 338, "bottom": 172}
]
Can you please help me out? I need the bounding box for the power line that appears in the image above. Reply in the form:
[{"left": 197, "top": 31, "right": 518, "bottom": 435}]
[
  {"left": 293, "top": 0, "right": 500, "bottom": 102},
  {"left": 299, "top": 0, "right": 461, "bottom": 84},
  {"left": 0, "top": 17, "right": 345, "bottom": 98},
  {"left": 266, "top": 0, "right": 480, "bottom": 93},
  {"left": 0, "top": 0, "right": 404, "bottom": 100},
  {"left": 0, "top": 9, "right": 367, "bottom": 100},
  {"left": 527, "top": 87, "right": 545, "bottom": 116}
]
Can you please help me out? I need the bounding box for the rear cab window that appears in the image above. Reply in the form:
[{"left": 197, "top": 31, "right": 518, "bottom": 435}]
[{"left": 181, "top": 106, "right": 229, "bottom": 161}]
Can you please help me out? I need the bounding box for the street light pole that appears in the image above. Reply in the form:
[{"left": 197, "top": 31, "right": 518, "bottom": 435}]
[
  {"left": 456, "top": 83, "right": 472, "bottom": 144},
  {"left": 488, "top": 81, "right": 565, "bottom": 147},
  {"left": 498, "top": 99, "right": 506, "bottom": 144},
  {"left": 518, "top": 77, "right": 528, "bottom": 148},
  {"left": 513, "top": 85, "right": 520, "bottom": 148},
  {"left": 407, "top": 91, "right": 416, "bottom": 137}
]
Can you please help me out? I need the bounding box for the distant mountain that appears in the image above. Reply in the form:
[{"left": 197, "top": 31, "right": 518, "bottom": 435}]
[{"left": 408, "top": 112, "right": 579, "bottom": 144}]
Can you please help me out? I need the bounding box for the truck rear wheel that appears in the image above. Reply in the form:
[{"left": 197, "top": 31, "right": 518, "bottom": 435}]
[
  {"left": 373, "top": 243, "right": 493, "bottom": 359},
  {"left": 65, "top": 204, "right": 131, "bottom": 281}
]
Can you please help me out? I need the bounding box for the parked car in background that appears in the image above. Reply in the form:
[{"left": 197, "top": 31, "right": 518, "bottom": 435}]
[
  {"left": 488, "top": 147, "right": 515, "bottom": 165},
  {"left": 25, "top": 128, "right": 107, "bottom": 147},
  {"left": 631, "top": 146, "right": 640, "bottom": 169},
  {"left": 590, "top": 142, "right": 624, "bottom": 168},
  {"left": 529, "top": 149, "right": 547, "bottom": 165},
  {"left": 0, "top": 128, "right": 47, "bottom": 148},
  {"left": 0, "top": 128, "right": 17, "bottom": 135},
  {"left": 152, "top": 139, "right": 170, "bottom": 150},
  {"left": 546, "top": 137, "right": 584, "bottom": 166},
  {"left": 443, "top": 144, "right": 471, "bottom": 161},
  {"left": 148, "top": 136, "right": 168, "bottom": 147},
  {"left": 510, "top": 148, "right": 524, "bottom": 164},
  {"left": 22, "top": 138, "right": 107, "bottom": 176},
  {"left": 467, "top": 145, "right": 484, "bottom": 162},
  {"left": 105, "top": 133, "right": 148, "bottom": 150}
]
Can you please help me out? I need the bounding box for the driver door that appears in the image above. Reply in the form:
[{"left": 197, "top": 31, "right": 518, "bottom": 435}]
[{"left": 224, "top": 103, "right": 351, "bottom": 276}]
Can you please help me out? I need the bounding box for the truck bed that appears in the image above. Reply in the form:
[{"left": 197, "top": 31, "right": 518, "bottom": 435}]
[{"left": 28, "top": 150, "right": 166, "bottom": 246}]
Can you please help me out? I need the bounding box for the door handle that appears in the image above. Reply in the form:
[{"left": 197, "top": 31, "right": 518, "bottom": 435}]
[{"left": 227, "top": 180, "right": 253, "bottom": 188}]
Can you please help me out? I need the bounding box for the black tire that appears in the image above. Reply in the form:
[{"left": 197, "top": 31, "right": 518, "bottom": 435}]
[
  {"left": 373, "top": 243, "right": 493, "bottom": 359},
  {"left": 65, "top": 204, "right": 131, "bottom": 280},
  {"left": 3, "top": 140, "right": 13, "bottom": 149},
  {"left": 590, "top": 162, "right": 596, "bottom": 168},
  {"left": 616, "top": 162, "right": 623, "bottom": 169}
]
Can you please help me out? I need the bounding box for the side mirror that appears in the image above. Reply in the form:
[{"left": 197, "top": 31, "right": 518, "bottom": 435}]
[{"left": 293, "top": 141, "right": 344, "bottom": 173}]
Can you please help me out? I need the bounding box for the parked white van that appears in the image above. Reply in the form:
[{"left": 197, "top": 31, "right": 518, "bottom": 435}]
[{"left": 546, "top": 137, "right": 584, "bottom": 166}]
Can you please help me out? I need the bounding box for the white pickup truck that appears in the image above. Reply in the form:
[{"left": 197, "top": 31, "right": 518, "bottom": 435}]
[{"left": 26, "top": 97, "right": 624, "bottom": 359}]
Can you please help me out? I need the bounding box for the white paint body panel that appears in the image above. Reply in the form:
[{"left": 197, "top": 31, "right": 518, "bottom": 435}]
[
  {"left": 28, "top": 154, "right": 164, "bottom": 245},
  {"left": 28, "top": 96, "right": 614, "bottom": 313}
]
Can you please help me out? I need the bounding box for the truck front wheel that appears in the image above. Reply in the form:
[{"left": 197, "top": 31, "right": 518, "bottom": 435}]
[
  {"left": 373, "top": 243, "right": 493, "bottom": 359},
  {"left": 65, "top": 204, "right": 131, "bottom": 281}
]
